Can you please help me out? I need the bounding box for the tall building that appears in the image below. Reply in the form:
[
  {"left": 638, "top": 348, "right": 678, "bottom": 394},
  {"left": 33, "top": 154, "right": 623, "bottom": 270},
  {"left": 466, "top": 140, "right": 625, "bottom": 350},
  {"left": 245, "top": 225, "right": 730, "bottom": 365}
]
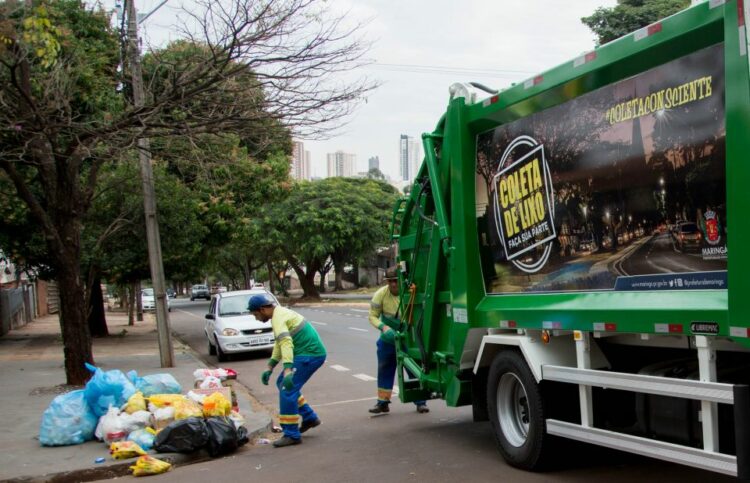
[
  {"left": 326, "top": 151, "right": 356, "bottom": 177},
  {"left": 304, "top": 150, "right": 311, "bottom": 180},
  {"left": 291, "top": 141, "right": 310, "bottom": 180},
  {"left": 399, "top": 135, "right": 421, "bottom": 181},
  {"left": 368, "top": 156, "right": 380, "bottom": 171}
]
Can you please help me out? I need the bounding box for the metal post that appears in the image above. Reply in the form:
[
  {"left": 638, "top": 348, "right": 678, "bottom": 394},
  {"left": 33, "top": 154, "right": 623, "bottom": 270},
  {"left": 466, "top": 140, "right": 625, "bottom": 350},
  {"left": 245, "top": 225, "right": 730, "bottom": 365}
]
[
  {"left": 126, "top": 0, "right": 174, "bottom": 367},
  {"left": 575, "top": 331, "right": 594, "bottom": 427},
  {"left": 696, "top": 335, "right": 718, "bottom": 451}
]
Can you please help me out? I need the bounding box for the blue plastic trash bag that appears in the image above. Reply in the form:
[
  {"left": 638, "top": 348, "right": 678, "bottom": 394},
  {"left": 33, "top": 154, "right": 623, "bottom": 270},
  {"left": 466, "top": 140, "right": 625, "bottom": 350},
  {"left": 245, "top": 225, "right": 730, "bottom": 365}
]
[
  {"left": 127, "top": 370, "right": 181, "bottom": 396},
  {"left": 39, "top": 390, "right": 98, "bottom": 446},
  {"left": 127, "top": 428, "right": 156, "bottom": 450},
  {"left": 84, "top": 363, "right": 136, "bottom": 417}
]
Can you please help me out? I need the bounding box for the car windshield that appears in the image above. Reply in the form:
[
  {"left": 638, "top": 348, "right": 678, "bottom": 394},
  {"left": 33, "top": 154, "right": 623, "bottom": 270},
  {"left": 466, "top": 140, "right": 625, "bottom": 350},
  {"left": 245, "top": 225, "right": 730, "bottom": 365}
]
[
  {"left": 193, "top": 285, "right": 207, "bottom": 290},
  {"left": 219, "top": 295, "right": 254, "bottom": 316},
  {"left": 680, "top": 223, "right": 699, "bottom": 233},
  {"left": 142, "top": 288, "right": 154, "bottom": 296}
]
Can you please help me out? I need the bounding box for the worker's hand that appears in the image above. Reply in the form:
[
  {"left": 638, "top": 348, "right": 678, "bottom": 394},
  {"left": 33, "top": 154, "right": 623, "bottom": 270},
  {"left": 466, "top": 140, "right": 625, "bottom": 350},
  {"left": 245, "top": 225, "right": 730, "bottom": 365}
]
[
  {"left": 261, "top": 370, "right": 273, "bottom": 386},
  {"left": 380, "top": 327, "right": 396, "bottom": 344},
  {"left": 282, "top": 370, "right": 295, "bottom": 391}
]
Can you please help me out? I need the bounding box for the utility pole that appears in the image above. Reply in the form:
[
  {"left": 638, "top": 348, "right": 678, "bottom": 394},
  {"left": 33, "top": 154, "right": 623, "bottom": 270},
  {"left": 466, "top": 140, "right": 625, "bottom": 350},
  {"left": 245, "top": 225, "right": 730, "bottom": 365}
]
[{"left": 125, "top": 0, "right": 174, "bottom": 367}]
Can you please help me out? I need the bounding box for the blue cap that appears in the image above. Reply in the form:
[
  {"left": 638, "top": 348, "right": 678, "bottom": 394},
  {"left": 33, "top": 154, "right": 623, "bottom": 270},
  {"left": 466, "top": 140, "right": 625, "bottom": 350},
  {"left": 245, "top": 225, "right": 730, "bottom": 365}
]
[{"left": 247, "top": 293, "right": 276, "bottom": 312}]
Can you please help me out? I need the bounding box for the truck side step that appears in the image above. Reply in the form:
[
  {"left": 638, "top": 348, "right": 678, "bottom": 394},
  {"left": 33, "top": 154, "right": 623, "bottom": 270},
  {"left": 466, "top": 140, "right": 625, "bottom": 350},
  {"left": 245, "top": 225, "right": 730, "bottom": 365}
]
[{"left": 546, "top": 419, "right": 737, "bottom": 476}]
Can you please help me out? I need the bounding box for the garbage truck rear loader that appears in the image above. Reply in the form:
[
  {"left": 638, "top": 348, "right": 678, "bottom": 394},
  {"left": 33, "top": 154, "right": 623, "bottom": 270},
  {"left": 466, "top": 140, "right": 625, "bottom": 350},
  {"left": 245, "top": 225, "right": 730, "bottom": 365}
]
[{"left": 391, "top": 1, "right": 750, "bottom": 477}]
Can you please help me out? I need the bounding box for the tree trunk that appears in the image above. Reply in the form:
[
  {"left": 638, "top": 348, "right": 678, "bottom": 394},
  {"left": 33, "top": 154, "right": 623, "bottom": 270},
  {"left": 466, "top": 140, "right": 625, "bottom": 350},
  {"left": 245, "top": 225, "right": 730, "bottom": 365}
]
[
  {"left": 57, "top": 261, "right": 94, "bottom": 385},
  {"left": 266, "top": 262, "right": 276, "bottom": 294},
  {"left": 290, "top": 262, "right": 319, "bottom": 299},
  {"left": 87, "top": 275, "right": 108, "bottom": 337},
  {"left": 334, "top": 268, "right": 344, "bottom": 291},
  {"left": 318, "top": 270, "right": 326, "bottom": 293},
  {"left": 135, "top": 280, "right": 143, "bottom": 322},
  {"left": 128, "top": 282, "right": 136, "bottom": 325}
]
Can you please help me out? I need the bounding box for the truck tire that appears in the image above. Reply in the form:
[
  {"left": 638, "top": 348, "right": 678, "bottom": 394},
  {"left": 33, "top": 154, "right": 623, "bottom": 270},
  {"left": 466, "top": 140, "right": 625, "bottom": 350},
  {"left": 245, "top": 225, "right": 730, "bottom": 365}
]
[{"left": 487, "top": 350, "right": 550, "bottom": 470}]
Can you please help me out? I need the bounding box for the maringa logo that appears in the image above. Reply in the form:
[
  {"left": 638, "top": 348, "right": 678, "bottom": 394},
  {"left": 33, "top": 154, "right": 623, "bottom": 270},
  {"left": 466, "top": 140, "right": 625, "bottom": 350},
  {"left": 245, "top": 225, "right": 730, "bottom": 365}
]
[{"left": 492, "top": 136, "right": 557, "bottom": 274}]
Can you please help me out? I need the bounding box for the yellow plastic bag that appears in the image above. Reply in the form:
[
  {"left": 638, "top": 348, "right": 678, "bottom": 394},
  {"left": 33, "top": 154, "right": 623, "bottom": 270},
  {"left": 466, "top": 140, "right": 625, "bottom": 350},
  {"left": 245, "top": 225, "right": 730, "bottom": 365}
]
[
  {"left": 173, "top": 399, "right": 203, "bottom": 420},
  {"left": 147, "top": 394, "right": 186, "bottom": 408},
  {"left": 110, "top": 441, "right": 147, "bottom": 459},
  {"left": 124, "top": 391, "right": 147, "bottom": 414},
  {"left": 129, "top": 455, "right": 172, "bottom": 476},
  {"left": 203, "top": 392, "right": 231, "bottom": 417}
]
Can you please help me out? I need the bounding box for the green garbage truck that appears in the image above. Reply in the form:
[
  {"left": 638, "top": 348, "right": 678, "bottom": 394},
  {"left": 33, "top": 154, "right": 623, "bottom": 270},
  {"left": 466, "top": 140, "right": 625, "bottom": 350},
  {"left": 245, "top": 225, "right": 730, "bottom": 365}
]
[{"left": 391, "top": 0, "right": 750, "bottom": 477}]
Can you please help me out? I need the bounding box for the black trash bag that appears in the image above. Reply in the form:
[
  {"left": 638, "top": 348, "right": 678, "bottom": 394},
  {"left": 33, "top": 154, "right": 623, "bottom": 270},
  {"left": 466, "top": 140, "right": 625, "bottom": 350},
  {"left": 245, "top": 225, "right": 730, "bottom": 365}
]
[
  {"left": 205, "top": 417, "right": 247, "bottom": 457},
  {"left": 154, "top": 417, "right": 209, "bottom": 453},
  {"left": 237, "top": 425, "right": 249, "bottom": 446}
]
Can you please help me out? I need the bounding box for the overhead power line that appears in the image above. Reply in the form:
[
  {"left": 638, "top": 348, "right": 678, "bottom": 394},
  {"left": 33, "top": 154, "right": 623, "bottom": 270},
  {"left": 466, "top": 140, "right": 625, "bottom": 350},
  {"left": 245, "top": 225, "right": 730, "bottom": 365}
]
[{"left": 370, "top": 62, "right": 535, "bottom": 79}]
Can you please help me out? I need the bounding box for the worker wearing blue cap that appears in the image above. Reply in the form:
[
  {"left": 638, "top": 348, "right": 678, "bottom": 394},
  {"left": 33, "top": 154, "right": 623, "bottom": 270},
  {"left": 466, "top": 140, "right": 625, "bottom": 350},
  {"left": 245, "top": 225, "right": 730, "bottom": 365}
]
[{"left": 248, "top": 293, "right": 327, "bottom": 447}]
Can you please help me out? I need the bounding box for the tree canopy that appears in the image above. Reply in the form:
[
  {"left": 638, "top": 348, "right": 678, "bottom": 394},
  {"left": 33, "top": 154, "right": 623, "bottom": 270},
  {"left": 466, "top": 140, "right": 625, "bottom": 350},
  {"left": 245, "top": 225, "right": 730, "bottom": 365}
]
[
  {"left": 581, "top": 0, "right": 690, "bottom": 45},
  {"left": 0, "top": 0, "right": 375, "bottom": 384}
]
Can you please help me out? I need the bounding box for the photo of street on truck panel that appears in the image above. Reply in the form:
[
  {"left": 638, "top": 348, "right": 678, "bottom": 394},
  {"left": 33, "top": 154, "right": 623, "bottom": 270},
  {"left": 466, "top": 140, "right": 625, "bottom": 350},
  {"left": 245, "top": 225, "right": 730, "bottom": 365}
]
[{"left": 475, "top": 43, "right": 727, "bottom": 294}]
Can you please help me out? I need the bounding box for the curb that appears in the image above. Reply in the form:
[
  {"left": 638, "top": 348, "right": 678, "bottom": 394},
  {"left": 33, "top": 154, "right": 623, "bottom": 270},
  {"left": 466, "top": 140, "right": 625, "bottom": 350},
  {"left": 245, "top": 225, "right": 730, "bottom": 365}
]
[{"left": 2, "top": 421, "right": 272, "bottom": 483}]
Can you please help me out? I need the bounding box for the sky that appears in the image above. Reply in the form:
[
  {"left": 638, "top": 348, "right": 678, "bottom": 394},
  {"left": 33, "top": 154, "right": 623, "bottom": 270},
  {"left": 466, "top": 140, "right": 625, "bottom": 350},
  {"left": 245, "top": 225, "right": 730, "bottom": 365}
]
[{"left": 100, "top": 0, "right": 618, "bottom": 179}]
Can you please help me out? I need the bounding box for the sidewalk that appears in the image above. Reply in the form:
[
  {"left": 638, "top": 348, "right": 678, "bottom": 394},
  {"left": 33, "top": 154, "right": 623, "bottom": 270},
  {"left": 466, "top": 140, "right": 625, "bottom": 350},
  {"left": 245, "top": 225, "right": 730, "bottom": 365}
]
[{"left": 0, "top": 312, "right": 271, "bottom": 482}]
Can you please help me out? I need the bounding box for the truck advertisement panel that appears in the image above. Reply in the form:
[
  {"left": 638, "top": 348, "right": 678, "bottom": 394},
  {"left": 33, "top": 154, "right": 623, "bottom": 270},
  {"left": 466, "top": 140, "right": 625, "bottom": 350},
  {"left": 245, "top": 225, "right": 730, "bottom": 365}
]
[{"left": 475, "top": 43, "right": 726, "bottom": 294}]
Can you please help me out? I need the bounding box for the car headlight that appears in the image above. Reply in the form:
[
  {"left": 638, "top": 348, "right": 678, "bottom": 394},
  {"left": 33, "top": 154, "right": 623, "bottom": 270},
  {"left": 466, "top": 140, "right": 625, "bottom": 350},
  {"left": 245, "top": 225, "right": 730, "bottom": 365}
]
[{"left": 221, "top": 328, "right": 240, "bottom": 336}]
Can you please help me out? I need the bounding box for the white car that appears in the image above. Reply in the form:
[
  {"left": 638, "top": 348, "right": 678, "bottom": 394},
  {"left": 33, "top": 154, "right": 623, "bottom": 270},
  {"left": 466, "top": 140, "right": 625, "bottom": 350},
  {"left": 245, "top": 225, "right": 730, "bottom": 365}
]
[
  {"left": 141, "top": 288, "right": 171, "bottom": 312},
  {"left": 204, "top": 289, "right": 276, "bottom": 362}
]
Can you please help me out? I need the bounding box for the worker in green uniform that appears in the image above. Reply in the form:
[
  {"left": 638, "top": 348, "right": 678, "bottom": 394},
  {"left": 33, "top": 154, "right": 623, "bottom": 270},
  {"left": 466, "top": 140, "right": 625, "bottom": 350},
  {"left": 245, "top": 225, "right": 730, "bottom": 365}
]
[
  {"left": 249, "top": 293, "right": 327, "bottom": 447},
  {"left": 368, "top": 266, "right": 428, "bottom": 414}
]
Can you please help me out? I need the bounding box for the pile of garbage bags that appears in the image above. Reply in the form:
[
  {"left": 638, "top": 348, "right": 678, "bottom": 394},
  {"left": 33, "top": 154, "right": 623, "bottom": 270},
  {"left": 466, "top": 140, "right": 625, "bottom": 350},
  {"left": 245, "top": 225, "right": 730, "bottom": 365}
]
[{"left": 39, "top": 364, "right": 247, "bottom": 459}]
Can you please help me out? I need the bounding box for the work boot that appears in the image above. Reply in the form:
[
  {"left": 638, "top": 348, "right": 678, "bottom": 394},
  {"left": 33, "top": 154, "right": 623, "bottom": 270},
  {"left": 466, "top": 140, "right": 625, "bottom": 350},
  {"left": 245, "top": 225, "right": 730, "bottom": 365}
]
[
  {"left": 273, "top": 436, "right": 302, "bottom": 448},
  {"left": 300, "top": 417, "right": 321, "bottom": 433},
  {"left": 368, "top": 402, "right": 390, "bottom": 414},
  {"left": 416, "top": 404, "right": 429, "bottom": 414}
]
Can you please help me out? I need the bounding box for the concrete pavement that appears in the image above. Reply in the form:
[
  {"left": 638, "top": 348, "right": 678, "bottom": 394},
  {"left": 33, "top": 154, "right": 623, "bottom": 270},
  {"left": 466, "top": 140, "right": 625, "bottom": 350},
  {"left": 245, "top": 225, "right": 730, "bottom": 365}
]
[{"left": 0, "top": 312, "right": 271, "bottom": 482}]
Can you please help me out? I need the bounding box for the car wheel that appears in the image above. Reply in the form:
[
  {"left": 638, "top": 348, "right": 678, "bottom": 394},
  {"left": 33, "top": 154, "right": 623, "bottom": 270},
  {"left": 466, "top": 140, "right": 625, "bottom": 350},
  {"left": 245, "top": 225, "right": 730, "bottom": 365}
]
[
  {"left": 208, "top": 339, "right": 216, "bottom": 356},
  {"left": 190, "top": 297, "right": 194, "bottom": 301},
  {"left": 487, "top": 350, "right": 552, "bottom": 470},
  {"left": 168, "top": 306, "right": 171, "bottom": 312},
  {"left": 216, "top": 338, "right": 229, "bottom": 362}
]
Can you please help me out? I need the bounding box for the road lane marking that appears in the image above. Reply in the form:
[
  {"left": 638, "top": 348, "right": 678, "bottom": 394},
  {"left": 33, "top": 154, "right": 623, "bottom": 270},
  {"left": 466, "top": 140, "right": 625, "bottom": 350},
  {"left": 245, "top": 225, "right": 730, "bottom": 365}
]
[
  {"left": 315, "top": 396, "right": 377, "bottom": 407},
  {"left": 330, "top": 365, "right": 350, "bottom": 372},
  {"left": 353, "top": 373, "right": 376, "bottom": 381},
  {"left": 348, "top": 327, "right": 368, "bottom": 332},
  {"left": 352, "top": 309, "right": 369, "bottom": 313},
  {"left": 311, "top": 321, "right": 328, "bottom": 326}
]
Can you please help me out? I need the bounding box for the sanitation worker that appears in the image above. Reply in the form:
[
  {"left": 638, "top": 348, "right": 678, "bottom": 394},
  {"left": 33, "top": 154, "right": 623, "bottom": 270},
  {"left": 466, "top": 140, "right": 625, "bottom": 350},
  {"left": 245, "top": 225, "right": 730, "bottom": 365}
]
[
  {"left": 249, "top": 293, "right": 327, "bottom": 447},
  {"left": 368, "top": 266, "right": 429, "bottom": 414}
]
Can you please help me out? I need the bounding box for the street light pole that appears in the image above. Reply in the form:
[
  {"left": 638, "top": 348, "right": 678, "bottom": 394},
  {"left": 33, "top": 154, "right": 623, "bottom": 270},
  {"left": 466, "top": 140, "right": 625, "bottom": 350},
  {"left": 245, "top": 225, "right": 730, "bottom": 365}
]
[{"left": 125, "top": 0, "right": 174, "bottom": 367}]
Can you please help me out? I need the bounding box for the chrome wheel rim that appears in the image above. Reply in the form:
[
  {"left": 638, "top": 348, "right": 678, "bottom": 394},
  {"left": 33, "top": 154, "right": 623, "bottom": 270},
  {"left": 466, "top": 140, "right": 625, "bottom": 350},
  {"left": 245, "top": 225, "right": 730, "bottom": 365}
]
[{"left": 497, "top": 372, "right": 530, "bottom": 447}]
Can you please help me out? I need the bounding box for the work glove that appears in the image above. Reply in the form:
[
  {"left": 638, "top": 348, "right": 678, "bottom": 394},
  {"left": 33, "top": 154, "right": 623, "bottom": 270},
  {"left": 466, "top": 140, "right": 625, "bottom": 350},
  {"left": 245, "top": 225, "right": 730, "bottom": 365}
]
[
  {"left": 380, "top": 327, "right": 396, "bottom": 345},
  {"left": 282, "top": 371, "right": 295, "bottom": 391},
  {"left": 261, "top": 370, "right": 272, "bottom": 386}
]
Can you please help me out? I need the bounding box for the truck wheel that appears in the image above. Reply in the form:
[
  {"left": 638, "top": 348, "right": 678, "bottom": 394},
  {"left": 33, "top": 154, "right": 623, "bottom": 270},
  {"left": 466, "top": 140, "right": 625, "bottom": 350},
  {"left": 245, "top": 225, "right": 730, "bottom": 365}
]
[{"left": 487, "top": 350, "right": 550, "bottom": 470}]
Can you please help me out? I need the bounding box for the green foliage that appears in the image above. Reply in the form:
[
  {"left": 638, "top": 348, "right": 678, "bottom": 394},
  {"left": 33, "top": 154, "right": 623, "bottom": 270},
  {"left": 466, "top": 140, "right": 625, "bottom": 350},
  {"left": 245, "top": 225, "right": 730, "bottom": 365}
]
[
  {"left": 581, "top": 0, "right": 690, "bottom": 45},
  {"left": 257, "top": 177, "right": 398, "bottom": 296},
  {"left": 84, "top": 161, "right": 208, "bottom": 284}
]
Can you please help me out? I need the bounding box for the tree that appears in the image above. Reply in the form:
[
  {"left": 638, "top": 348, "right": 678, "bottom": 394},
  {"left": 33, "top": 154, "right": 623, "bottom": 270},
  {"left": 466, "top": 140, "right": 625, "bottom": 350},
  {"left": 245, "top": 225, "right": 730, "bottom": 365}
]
[
  {"left": 0, "top": 0, "right": 374, "bottom": 384},
  {"left": 259, "top": 178, "right": 398, "bottom": 297},
  {"left": 582, "top": 0, "right": 690, "bottom": 45},
  {"left": 366, "top": 167, "right": 386, "bottom": 180}
]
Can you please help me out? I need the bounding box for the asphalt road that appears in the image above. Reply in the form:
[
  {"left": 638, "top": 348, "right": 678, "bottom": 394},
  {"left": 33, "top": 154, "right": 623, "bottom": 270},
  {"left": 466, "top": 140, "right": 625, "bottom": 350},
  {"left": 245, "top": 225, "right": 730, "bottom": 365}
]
[
  {"left": 141, "top": 298, "right": 734, "bottom": 483},
  {"left": 619, "top": 232, "right": 726, "bottom": 275}
]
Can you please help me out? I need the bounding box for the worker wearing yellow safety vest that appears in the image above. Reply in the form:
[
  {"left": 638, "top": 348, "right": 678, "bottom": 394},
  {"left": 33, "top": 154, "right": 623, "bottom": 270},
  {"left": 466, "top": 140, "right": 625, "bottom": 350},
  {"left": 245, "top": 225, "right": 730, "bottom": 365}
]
[
  {"left": 368, "top": 266, "right": 428, "bottom": 415},
  {"left": 249, "top": 293, "right": 327, "bottom": 447}
]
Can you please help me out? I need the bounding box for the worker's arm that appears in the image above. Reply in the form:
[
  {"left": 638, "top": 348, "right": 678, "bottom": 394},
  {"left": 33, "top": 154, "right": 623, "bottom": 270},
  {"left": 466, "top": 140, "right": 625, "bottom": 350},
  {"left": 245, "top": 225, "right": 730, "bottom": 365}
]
[
  {"left": 368, "top": 288, "right": 387, "bottom": 332},
  {"left": 271, "top": 314, "right": 295, "bottom": 368}
]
